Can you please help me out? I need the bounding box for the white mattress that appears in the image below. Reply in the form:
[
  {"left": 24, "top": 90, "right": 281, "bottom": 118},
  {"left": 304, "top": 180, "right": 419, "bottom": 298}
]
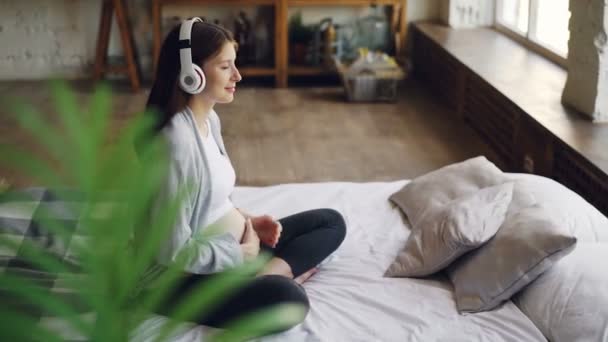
[{"left": 132, "top": 181, "right": 546, "bottom": 342}]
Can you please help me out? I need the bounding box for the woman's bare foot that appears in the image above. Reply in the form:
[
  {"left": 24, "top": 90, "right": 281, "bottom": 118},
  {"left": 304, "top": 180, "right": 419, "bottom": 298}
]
[{"left": 294, "top": 267, "right": 318, "bottom": 285}]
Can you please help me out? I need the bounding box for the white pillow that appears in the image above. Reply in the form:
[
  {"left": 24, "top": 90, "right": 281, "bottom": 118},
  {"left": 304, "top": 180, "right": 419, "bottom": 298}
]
[
  {"left": 389, "top": 156, "right": 505, "bottom": 227},
  {"left": 514, "top": 243, "right": 608, "bottom": 342},
  {"left": 505, "top": 173, "right": 608, "bottom": 242},
  {"left": 385, "top": 183, "right": 513, "bottom": 277}
]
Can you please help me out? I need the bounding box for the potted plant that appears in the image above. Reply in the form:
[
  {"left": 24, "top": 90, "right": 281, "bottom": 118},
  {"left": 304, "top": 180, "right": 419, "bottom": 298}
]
[{"left": 0, "top": 81, "right": 306, "bottom": 342}]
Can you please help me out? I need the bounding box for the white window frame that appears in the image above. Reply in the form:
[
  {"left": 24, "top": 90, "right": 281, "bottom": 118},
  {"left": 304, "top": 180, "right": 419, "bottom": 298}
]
[{"left": 494, "top": 0, "right": 568, "bottom": 69}]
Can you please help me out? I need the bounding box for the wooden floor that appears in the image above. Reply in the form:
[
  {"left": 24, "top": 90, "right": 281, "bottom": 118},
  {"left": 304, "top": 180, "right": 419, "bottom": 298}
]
[{"left": 0, "top": 78, "right": 495, "bottom": 188}]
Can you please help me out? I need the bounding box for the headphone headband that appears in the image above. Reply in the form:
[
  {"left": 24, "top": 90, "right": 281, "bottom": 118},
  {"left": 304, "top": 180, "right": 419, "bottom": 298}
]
[{"left": 179, "top": 17, "right": 202, "bottom": 47}]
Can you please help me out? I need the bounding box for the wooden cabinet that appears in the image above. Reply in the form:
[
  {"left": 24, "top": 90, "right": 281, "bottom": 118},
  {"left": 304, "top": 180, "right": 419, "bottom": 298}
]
[
  {"left": 513, "top": 115, "right": 554, "bottom": 177},
  {"left": 412, "top": 32, "right": 464, "bottom": 113},
  {"left": 553, "top": 144, "right": 608, "bottom": 215},
  {"left": 152, "top": 0, "right": 407, "bottom": 87},
  {"left": 463, "top": 73, "right": 520, "bottom": 169}
]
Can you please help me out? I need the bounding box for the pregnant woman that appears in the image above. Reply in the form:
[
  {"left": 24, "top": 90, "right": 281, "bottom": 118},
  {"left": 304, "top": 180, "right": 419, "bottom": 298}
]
[{"left": 142, "top": 17, "right": 346, "bottom": 333}]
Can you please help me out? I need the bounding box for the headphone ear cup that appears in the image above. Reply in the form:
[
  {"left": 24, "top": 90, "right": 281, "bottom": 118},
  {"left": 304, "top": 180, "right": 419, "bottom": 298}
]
[
  {"left": 179, "top": 71, "right": 198, "bottom": 94},
  {"left": 191, "top": 64, "right": 206, "bottom": 93},
  {"left": 178, "top": 65, "right": 205, "bottom": 95}
]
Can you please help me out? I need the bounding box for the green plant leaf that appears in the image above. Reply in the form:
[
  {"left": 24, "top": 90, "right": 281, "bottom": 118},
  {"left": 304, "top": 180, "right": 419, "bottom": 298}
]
[
  {"left": 152, "top": 253, "right": 271, "bottom": 342},
  {"left": 49, "top": 80, "right": 95, "bottom": 189},
  {"left": 0, "top": 307, "right": 65, "bottom": 342},
  {"left": 5, "top": 100, "right": 71, "bottom": 170},
  {"left": 0, "top": 233, "right": 73, "bottom": 275},
  {"left": 0, "top": 272, "right": 91, "bottom": 336},
  {"left": 211, "top": 303, "right": 308, "bottom": 342},
  {"left": 0, "top": 145, "right": 67, "bottom": 186},
  {"left": 86, "top": 82, "right": 112, "bottom": 155},
  {"left": 1, "top": 81, "right": 303, "bottom": 342}
]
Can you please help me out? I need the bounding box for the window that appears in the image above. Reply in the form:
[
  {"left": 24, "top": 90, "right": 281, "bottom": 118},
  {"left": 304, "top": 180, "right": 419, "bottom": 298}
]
[
  {"left": 496, "top": 0, "right": 570, "bottom": 64},
  {"left": 531, "top": 0, "right": 570, "bottom": 57},
  {"left": 497, "top": 0, "right": 529, "bottom": 35}
]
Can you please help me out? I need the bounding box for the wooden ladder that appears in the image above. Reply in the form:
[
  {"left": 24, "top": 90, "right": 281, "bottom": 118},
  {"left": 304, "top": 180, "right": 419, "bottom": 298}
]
[{"left": 93, "top": 0, "right": 141, "bottom": 92}]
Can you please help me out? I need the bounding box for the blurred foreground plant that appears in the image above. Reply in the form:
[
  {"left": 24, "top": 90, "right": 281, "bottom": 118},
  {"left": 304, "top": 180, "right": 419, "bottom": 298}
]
[{"left": 0, "top": 81, "right": 306, "bottom": 342}]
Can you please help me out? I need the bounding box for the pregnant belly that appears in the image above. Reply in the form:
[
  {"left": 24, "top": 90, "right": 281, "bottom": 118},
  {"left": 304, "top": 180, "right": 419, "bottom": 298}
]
[{"left": 210, "top": 207, "right": 246, "bottom": 242}]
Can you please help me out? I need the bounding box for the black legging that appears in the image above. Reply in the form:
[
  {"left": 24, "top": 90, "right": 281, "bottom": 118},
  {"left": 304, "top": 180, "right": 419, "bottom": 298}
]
[{"left": 156, "top": 208, "right": 346, "bottom": 332}]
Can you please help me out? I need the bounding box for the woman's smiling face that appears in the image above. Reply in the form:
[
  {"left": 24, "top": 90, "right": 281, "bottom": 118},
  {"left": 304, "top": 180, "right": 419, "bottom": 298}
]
[{"left": 200, "top": 42, "right": 242, "bottom": 104}]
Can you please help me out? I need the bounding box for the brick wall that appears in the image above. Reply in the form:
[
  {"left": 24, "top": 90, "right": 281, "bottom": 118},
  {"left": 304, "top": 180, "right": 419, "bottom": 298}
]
[
  {"left": 0, "top": 0, "right": 101, "bottom": 79},
  {"left": 0, "top": 0, "right": 152, "bottom": 80}
]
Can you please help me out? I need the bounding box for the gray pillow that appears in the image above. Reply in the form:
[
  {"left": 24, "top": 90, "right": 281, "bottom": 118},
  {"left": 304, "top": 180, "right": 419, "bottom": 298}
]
[
  {"left": 389, "top": 156, "right": 505, "bottom": 227},
  {"left": 514, "top": 243, "right": 608, "bottom": 342},
  {"left": 385, "top": 183, "right": 514, "bottom": 277},
  {"left": 447, "top": 204, "right": 577, "bottom": 313}
]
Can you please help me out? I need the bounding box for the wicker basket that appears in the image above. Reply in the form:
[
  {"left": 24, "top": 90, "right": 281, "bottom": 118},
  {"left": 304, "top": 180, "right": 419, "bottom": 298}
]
[{"left": 335, "top": 59, "right": 406, "bottom": 102}]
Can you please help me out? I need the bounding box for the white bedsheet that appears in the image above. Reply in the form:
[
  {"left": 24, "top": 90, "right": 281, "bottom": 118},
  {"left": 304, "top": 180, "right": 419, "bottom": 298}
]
[{"left": 133, "top": 181, "right": 546, "bottom": 342}]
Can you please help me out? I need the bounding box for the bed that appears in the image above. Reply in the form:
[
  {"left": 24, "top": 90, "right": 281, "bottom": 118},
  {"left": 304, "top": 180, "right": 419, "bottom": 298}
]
[{"left": 131, "top": 180, "right": 547, "bottom": 342}]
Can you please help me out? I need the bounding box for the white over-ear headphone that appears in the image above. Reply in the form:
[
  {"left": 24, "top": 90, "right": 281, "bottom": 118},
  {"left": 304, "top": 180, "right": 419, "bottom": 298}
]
[{"left": 179, "top": 17, "right": 206, "bottom": 94}]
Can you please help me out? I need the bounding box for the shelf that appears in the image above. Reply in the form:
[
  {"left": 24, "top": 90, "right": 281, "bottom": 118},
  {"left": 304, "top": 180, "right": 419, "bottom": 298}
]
[
  {"left": 289, "top": 0, "right": 403, "bottom": 6},
  {"left": 152, "top": 0, "right": 407, "bottom": 87},
  {"left": 288, "top": 66, "right": 335, "bottom": 76},
  {"left": 239, "top": 66, "right": 277, "bottom": 76},
  {"left": 157, "top": 0, "right": 276, "bottom": 5}
]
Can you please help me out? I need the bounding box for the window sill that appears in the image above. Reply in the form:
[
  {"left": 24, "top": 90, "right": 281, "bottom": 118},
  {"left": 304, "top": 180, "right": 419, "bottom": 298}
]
[
  {"left": 412, "top": 21, "right": 608, "bottom": 215},
  {"left": 493, "top": 23, "right": 568, "bottom": 69}
]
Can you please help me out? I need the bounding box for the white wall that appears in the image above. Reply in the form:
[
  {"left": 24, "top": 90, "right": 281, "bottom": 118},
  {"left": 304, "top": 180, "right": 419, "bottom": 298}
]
[
  {"left": 0, "top": 0, "right": 439, "bottom": 80},
  {"left": 439, "top": 0, "right": 494, "bottom": 28},
  {"left": 408, "top": 0, "right": 440, "bottom": 22}
]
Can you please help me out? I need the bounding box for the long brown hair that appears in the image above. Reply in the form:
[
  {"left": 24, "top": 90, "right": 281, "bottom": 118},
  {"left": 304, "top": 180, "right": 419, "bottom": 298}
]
[{"left": 145, "top": 20, "right": 236, "bottom": 132}]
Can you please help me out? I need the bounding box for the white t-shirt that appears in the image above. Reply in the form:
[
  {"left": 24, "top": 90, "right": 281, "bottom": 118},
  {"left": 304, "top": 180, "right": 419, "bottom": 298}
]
[{"left": 200, "top": 118, "right": 236, "bottom": 228}]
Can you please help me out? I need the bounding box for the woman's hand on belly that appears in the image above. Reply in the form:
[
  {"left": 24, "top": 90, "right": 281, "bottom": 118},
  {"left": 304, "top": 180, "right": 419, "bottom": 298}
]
[
  {"left": 235, "top": 208, "right": 282, "bottom": 247},
  {"left": 240, "top": 218, "right": 260, "bottom": 261},
  {"left": 250, "top": 215, "right": 282, "bottom": 248}
]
